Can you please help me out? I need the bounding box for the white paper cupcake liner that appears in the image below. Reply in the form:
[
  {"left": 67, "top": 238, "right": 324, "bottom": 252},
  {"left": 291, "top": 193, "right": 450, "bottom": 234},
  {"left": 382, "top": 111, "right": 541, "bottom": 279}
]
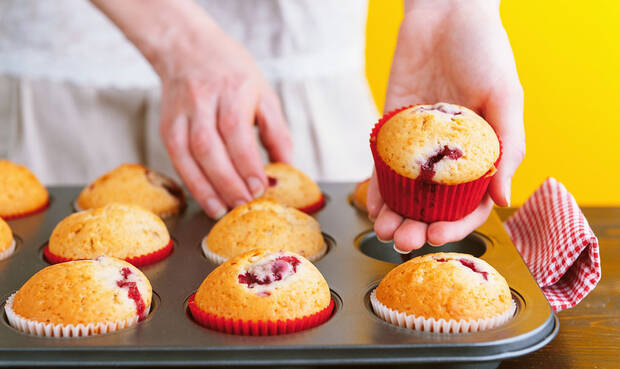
[
  {"left": 370, "top": 289, "right": 516, "bottom": 334},
  {"left": 4, "top": 293, "right": 149, "bottom": 338},
  {"left": 0, "top": 238, "right": 16, "bottom": 261},
  {"left": 201, "top": 236, "right": 327, "bottom": 265}
]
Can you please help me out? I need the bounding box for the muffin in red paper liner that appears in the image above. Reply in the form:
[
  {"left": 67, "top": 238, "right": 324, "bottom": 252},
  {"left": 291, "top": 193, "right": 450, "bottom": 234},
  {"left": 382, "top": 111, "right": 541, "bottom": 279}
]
[
  {"left": 0, "top": 217, "right": 16, "bottom": 260},
  {"left": 4, "top": 256, "right": 152, "bottom": 337},
  {"left": 44, "top": 203, "right": 172, "bottom": 267},
  {"left": 189, "top": 249, "right": 334, "bottom": 335},
  {"left": 202, "top": 199, "right": 326, "bottom": 265},
  {"left": 370, "top": 103, "right": 501, "bottom": 222},
  {"left": 260, "top": 163, "right": 325, "bottom": 214},
  {"left": 0, "top": 160, "right": 49, "bottom": 220},
  {"left": 76, "top": 163, "right": 185, "bottom": 217},
  {"left": 371, "top": 253, "right": 515, "bottom": 333}
]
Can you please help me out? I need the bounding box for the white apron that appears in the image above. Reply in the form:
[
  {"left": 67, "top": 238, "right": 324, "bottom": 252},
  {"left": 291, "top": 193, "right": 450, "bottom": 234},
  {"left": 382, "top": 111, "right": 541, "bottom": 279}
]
[{"left": 0, "top": 0, "right": 378, "bottom": 184}]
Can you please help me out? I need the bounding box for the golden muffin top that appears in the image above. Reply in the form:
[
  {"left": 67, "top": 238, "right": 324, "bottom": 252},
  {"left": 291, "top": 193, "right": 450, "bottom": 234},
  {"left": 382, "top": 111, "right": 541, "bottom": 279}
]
[
  {"left": 0, "top": 160, "right": 49, "bottom": 218},
  {"left": 351, "top": 178, "right": 370, "bottom": 213},
  {"left": 376, "top": 252, "right": 512, "bottom": 321},
  {"left": 10, "top": 257, "right": 152, "bottom": 325},
  {"left": 0, "top": 217, "right": 14, "bottom": 255},
  {"left": 194, "top": 249, "right": 331, "bottom": 321},
  {"left": 76, "top": 163, "right": 185, "bottom": 217},
  {"left": 260, "top": 163, "right": 323, "bottom": 211},
  {"left": 376, "top": 103, "right": 500, "bottom": 184},
  {"left": 204, "top": 199, "right": 325, "bottom": 262},
  {"left": 48, "top": 203, "right": 170, "bottom": 260}
]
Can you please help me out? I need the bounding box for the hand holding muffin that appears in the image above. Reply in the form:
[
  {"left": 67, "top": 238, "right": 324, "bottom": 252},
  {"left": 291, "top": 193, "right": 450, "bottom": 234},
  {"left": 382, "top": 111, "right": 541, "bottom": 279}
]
[{"left": 368, "top": 0, "right": 524, "bottom": 252}]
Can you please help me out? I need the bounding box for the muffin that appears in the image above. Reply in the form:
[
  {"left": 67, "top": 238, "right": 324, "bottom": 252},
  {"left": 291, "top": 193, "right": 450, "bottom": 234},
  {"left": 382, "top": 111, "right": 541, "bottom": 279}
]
[
  {"left": 370, "top": 103, "right": 501, "bottom": 222},
  {"left": 0, "top": 160, "right": 49, "bottom": 219},
  {"left": 260, "top": 163, "right": 325, "bottom": 214},
  {"left": 189, "top": 249, "right": 334, "bottom": 335},
  {"left": 371, "top": 253, "right": 515, "bottom": 333},
  {"left": 45, "top": 203, "right": 172, "bottom": 266},
  {"left": 5, "top": 256, "right": 152, "bottom": 337},
  {"left": 350, "top": 178, "right": 370, "bottom": 213},
  {"left": 76, "top": 163, "right": 185, "bottom": 217},
  {"left": 0, "top": 217, "right": 15, "bottom": 260},
  {"left": 202, "top": 199, "right": 326, "bottom": 264}
]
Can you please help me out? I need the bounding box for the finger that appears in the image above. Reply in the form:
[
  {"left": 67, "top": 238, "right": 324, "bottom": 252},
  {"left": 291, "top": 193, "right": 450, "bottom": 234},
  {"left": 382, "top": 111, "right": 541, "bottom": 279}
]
[
  {"left": 256, "top": 87, "right": 293, "bottom": 163},
  {"left": 161, "top": 115, "right": 226, "bottom": 219},
  {"left": 483, "top": 87, "right": 525, "bottom": 207},
  {"left": 426, "top": 194, "right": 494, "bottom": 246},
  {"left": 189, "top": 97, "right": 253, "bottom": 208},
  {"left": 393, "top": 219, "right": 428, "bottom": 252},
  {"left": 374, "top": 204, "right": 403, "bottom": 242},
  {"left": 367, "top": 169, "right": 384, "bottom": 220},
  {"left": 218, "top": 83, "right": 267, "bottom": 198}
]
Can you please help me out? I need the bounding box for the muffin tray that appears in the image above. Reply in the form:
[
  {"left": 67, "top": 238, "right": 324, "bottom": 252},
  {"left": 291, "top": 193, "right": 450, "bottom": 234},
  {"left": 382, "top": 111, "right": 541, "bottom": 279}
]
[{"left": 0, "top": 184, "right": 558, "bottom": 368}]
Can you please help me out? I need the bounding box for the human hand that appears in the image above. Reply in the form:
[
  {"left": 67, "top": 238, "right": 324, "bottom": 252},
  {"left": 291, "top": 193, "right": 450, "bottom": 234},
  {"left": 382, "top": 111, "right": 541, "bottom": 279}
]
[
  {"left": 155, "top": 14, "right": 292, "bottom": 219},
  {"left": 367, "top": 0, "right": 524, "bottom": 252},
  {"left": 92, "top": 1, "right": 293, "bottom": 220}
]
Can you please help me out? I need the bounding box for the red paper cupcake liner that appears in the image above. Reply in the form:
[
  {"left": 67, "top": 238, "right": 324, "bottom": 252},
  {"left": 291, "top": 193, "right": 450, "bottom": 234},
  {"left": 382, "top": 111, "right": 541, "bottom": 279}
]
[
  {"left": 188, "top": 293, "right": 335, "bottom": 336},
  {"left": 43, "top": 238, "right": 174, "bottom": 267},
  {"left": 370, "top": 106, "right": 502, "bottom": 222},
  {"left": 1, "top": 198, "right": 50, "bottom": 221},
  {"left": 298, "top": 194, "right": 326, "bottom": 215}
]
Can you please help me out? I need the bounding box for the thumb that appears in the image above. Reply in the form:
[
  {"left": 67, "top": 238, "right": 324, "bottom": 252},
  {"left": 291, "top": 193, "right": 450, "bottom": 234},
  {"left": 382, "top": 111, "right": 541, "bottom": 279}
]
[{"left": 483, "top": 89, "right": 525, "bottom": 207}]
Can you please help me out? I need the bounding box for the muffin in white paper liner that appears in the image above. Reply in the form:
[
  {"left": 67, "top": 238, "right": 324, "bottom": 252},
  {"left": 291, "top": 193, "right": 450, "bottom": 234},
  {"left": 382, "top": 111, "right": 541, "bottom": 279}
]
[
  {"left": 370, "top": 289, "right": 516, "bottom": 333},
  {"left": 0, "top": 238, "right": 16, "bottom": 261},
  {"left": 201, "top": 236, "right": 327, "bottom": 265},
  {"left": 4, "top": 293, "right": 148, "bottom": 338}
]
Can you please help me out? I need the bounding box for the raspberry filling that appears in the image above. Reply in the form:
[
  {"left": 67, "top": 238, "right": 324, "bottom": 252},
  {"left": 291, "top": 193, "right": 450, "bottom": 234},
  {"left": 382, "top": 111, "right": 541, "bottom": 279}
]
[
  {"left": 418, "top": 103, "right": 463, "bottom": 116},
  {"left": 238, "top": 255, "right": 301, "bottom": 289},
  {"left": 116, "top": 267, "right": 147, "bottom": 320},
  {"left": 420, "top": 146, "right": 463, "bottom": 182},
  {"left": 268, "top": 176, "right": 278, "bottom": 187},
  {"left": 435, "top": 258, "right": 489, "bottom": 280}
]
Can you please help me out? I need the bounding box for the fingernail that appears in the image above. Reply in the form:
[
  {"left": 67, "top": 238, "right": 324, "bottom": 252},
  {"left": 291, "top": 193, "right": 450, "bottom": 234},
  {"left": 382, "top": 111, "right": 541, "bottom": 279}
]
[
  {"left": 233, "top": 200, "right": 246, "bottom": 208},
  {"left": 393, "top": 244, "right": 411, "bottom": 255},
  {"left": 206, "top": 198, "right": 226, "bottom": 220},
  {"left": 427, "top": 240, "right": 442, "bottom": 247},
  {"left": 376, "top": 235, "right": 392, "bottom": 244},
  {"left": 247, "top": 176, "right": 264, "bottom": 198},
  {"left": 505, "top": 185, "right": 512, "bottom": 207}
]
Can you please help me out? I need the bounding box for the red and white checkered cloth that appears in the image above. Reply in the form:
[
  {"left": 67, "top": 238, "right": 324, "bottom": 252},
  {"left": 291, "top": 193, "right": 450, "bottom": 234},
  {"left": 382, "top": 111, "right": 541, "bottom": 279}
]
[{"left": 504, "top": 177, "right": 601, "bottom": 312}]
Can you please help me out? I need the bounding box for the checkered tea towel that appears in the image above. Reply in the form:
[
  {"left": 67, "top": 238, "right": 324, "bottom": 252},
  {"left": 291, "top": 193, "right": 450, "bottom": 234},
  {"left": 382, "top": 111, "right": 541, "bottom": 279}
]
[{"left": 504, "top": 177, "right": 600, "bottom": 312}]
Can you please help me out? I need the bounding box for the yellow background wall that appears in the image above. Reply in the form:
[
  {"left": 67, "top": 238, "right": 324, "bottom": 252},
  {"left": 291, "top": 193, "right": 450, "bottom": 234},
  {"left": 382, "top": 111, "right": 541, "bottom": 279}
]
[{"left": 365, "top": 1, "right": 620, "bottom": 205}]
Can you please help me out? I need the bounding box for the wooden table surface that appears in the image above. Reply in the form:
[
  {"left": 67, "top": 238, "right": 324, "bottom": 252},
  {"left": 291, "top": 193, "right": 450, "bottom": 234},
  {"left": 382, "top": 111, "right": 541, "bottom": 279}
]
[{"left": 496, "top": 207, "right": 620, "bottom": 369}]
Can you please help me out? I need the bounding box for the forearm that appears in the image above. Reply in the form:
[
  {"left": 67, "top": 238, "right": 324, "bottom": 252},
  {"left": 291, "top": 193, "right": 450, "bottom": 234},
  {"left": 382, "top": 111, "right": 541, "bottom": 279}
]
[{"left": 91, "top": 0, "right": 221, "bottom": 77}]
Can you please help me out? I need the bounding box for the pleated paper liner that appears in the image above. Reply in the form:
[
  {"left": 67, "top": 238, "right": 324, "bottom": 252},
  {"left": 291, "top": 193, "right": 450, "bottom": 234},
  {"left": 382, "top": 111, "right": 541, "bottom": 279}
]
[
  {"left": 43, "top": 238, "right": 174, "bottom": 267},
  {"left": 188, "top": 293, "right": 335, "bottom": 336},
  {"left": 4, "top": 293, "right": 148, "bottom": 338},
  {"left": 370, "top": 289, "right": 515, "bottom": 334},
  {"left": 1, "top": 199, "right": 50, "bottom": 221},
  {"left": 201, "top": 236, "right": 327, "bottom": 265},
  {"left": 369, "top": 105, "right": 501, "bottom": 222},
  {"left": 0, "top": 238, "right": 16, "bottom": 261},
  {"left": 298, "top": 194, "right": 326, "bottom": 215}
]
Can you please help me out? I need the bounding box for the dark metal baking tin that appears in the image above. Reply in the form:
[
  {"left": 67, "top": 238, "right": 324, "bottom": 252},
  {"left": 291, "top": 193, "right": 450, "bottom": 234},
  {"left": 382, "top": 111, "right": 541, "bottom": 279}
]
[{"left": 0, "top": 184, "right": 558, "bottom": 367}]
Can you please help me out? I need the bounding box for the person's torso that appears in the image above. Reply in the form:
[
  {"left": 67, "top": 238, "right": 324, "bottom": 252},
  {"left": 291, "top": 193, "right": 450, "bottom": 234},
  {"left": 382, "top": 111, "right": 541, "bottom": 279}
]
[{"left": 0, "top": 0, "right": 369, "bottom": 87}]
